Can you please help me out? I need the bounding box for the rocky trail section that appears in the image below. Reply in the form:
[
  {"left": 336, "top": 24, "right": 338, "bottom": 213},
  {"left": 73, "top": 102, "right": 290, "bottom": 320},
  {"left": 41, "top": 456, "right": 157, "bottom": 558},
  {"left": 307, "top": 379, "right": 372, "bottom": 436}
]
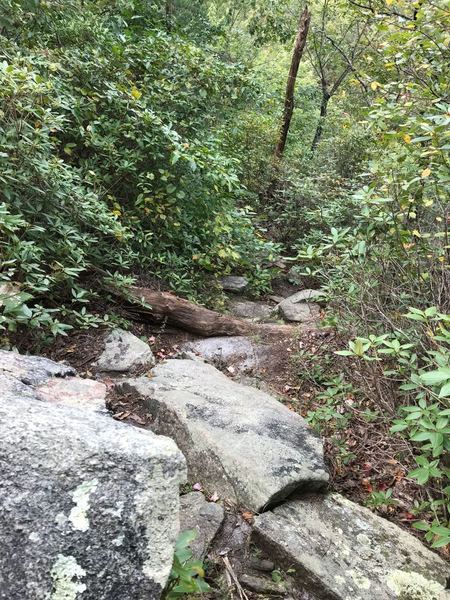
[
  {"left": 116, "top": 359, "right": 328, "bottom": 512},
  {"left": 1, "top": 328, "right": 448, "bottom": 600}
]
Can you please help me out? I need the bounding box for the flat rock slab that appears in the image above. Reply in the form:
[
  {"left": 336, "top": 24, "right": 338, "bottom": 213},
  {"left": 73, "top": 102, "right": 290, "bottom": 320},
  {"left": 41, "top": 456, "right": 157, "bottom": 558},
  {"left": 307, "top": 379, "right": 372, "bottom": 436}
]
[
  {"left": 228, "top": 299, "right": 275, "bottom": 322},
  {"left": 0, "top": 350, "right": 106, "bottom": 411},
  {"left": 0, "top": 390, "right": 186, "bottom": 599},
  {"left": 0, "top": 349, "right": 75, "bottom": 384},
  {"left": 253, "top": 493, "right": 450, "bottom": 600},
  {"left": 180, "top": 336, "right": 270, "bottom": 372},
  {"left": 94, "top": 328, "right": 155, "bottom": 373},
  {"left": 179, "top": 492, "right": 224, "bottom": 559},
  {"left": 118, "top": 359, "right": 328, "bottom": 511},
  {"left": 220, "top": 275, "right": 249, "bottom": 293}
]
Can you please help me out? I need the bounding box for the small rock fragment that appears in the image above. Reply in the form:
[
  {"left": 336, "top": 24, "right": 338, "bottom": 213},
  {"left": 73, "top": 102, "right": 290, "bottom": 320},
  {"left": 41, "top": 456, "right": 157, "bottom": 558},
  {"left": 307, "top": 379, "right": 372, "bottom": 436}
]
[
  {"left": 220, "top": 276, "right": 249, "bottom": 293},
  {"left": 277, "top": 291, "right": 323, "bottom": 323},
  {"left": 179, "top": 492, "right": 225, "bottom": 559},
  {"left": 228, "top": 299, "right": 274, "bottom": 321},
  {"left": 240, "top": 573, "right": 284, "bottom": 595}
]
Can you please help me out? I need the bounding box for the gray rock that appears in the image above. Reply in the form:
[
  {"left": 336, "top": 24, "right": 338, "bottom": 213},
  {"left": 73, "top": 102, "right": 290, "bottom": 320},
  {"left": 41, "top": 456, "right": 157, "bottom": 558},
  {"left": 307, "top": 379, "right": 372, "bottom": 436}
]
[
  {"left": 0, "top": 350, "right": 106, "bottom": 411},
  {"left": 253, "top": 493, "right": 449, "bottom": 600},
  {"left": 0, "top": 349, "right": 75, "bottom": 385},
  {"left": 277, "top": 292, "right": 323, "bottom": 323},
  {"left": 229, "top": 299, "right": 274, "bottom": 321},
  {"left": 94, "top": 328, "right": 155, "bottom": 373},
  {"left": 220, "top": 275, "right": 249, "bottom": 293},
  {"left": 179, "top": 492, "right": 224, "bottom": 559},
  {"left": 181, "top": 336, "right": 270, "bottom": 372},
  {"left": 117, "top": 359, "right": 328, "bottom": 511},
  {"left": 0, "top": 392, "right": 186, "bottom": 599},
  {"left": 0, "top": 351, "right": 107, "bottom": 411},
  {"left": 240, "top": 573, "right": 284, "bottom": 595},
  {"left": 286, "top": 289, "right": 326, "bottom": 303}
]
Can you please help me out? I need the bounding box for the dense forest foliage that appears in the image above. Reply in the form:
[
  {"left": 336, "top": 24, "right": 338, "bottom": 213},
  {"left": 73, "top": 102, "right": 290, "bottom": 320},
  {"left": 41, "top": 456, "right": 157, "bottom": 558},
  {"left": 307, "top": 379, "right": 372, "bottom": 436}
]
[{"left": 1, "top": 0, "right": 449, "bottom": 550}]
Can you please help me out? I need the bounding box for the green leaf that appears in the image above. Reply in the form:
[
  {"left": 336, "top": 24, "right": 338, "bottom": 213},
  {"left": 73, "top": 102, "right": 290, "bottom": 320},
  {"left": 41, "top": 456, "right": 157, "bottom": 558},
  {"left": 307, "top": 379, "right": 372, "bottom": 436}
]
[{"left": 420, "top": 368, "right": 450, "bottom": 386}]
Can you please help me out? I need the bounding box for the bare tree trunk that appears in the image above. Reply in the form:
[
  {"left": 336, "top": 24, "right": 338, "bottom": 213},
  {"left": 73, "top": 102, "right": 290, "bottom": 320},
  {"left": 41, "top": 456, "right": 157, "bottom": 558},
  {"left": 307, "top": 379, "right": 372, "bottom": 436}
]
[
  {"left": 274, "top": 6, "right": 311, "bottom": 160},
  {"left": 165, "top": 0, "right": 173, "bottom": 32},
  {"left": 311, "top": 88, "right": 330, "bottom": 153}
]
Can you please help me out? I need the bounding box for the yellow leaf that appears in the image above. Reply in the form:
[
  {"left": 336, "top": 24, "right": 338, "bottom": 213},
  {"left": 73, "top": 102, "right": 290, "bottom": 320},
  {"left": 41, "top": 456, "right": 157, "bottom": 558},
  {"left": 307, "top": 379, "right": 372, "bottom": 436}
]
[
  {"left": 421, "top": 167, "right": 431, "bottom": 178},
  {"left": 412, "top": 230, "right": 421, "bottom": 238},
  {"left": 131, "top": 86, "right": 142, "bottom": 100},
  {"left": 423, "top": 199, "right": 434, "bottom": 207},
  {"left": 386, "top": 0, "right": 394, "bottom": 4},
  {"left": 403, "top": 134, "right": 411, "bottom": 144},
  {"left": 370, "top": 81, "right": 381, "bottom": 91}
]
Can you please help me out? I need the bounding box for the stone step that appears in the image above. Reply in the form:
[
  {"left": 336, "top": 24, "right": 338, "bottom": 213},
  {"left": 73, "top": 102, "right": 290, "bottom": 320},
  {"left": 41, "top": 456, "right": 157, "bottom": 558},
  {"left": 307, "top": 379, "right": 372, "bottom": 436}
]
[
  {"left": 117, "top": 358, "right": 328, "bottom": 512},
  {"left": 253, "top": 493, "right": 449, "bottom": 600}
]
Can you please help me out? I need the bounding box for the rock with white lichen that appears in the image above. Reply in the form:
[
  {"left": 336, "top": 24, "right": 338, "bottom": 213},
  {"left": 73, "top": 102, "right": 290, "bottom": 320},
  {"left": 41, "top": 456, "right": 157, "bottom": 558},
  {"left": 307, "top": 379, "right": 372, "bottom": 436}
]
[
  {"left": 0, "top": 352, "right": 186, "bottom": 600},
  {"left": 253, "top": 493, "right": 450, "bottom": 600},
  {"left": 94, "top": 328, "right": 155, "bottom": 373}
]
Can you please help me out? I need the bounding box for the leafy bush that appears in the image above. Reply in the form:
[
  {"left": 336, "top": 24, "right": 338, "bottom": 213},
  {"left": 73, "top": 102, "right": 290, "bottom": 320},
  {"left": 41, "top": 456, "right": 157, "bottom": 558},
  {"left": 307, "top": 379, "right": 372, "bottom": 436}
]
[{"left": 0, "top": 0, "right": 278, "bottom": 338}]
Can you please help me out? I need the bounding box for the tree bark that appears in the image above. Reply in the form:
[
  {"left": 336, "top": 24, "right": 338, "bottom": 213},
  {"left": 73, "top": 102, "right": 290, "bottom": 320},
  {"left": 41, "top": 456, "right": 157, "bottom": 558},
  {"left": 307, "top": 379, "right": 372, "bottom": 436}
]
[
  {"left": 274, "top": 7, "right": 311, "bottom": 160},
  {"left": 125, "top": 287, "right": 254, "bottom": 337},
  {"left": 311, "top": 89, "right": 330, "bottom": 153}
]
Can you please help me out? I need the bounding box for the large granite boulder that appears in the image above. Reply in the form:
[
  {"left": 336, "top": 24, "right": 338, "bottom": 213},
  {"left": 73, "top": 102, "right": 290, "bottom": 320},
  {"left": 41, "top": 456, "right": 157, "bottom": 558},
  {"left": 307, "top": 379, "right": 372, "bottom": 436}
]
[
  {"left": 116, "top": 359, "right": 328, "bottom": 512},
  {"left": 94, "top": 328, "right": 155, "bottom": 373},
  {"left": 179, "top": 492, "right": 225, "bottom": 559},
  {"left": 0, "top": 352, "right": 186, "bottom": 599},
  {"left": 253, "top": 493, "right": 449, "bottom": 600}
]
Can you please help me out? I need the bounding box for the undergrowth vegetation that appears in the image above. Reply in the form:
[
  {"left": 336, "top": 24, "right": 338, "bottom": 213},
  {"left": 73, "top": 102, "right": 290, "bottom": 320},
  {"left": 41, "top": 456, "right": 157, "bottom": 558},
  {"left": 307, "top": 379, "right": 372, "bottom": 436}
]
[{"left": 0, "top": 0, "right": 279, "bottom": 338}]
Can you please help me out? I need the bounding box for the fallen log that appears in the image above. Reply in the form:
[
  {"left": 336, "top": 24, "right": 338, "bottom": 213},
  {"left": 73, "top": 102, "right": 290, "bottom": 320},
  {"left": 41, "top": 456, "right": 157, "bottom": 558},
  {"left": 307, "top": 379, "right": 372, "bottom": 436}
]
[{"left": 126, "top": 287, "right": 254, "bottom": 337}]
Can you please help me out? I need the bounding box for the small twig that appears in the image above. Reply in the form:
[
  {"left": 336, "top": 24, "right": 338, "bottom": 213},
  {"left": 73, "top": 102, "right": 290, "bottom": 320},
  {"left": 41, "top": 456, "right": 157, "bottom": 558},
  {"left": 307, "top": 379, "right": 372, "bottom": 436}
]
[{"left": 222, "top": 556, "right": 249, "bottom": 600}]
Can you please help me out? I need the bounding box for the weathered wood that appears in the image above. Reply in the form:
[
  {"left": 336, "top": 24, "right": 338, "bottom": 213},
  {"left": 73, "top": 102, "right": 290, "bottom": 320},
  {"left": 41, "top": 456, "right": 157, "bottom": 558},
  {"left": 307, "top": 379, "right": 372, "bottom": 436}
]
[{"left": 127, "top": 287, "right": 254, "bottom": 337}]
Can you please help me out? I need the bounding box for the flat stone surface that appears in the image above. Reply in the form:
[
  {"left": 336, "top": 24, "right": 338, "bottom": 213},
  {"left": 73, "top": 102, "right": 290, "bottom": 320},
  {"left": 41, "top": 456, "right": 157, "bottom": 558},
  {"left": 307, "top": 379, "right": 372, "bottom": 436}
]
[
  {"left": 181, "top": 336, "right": 270, "bottom": 372},
  {"left": 220, "top": 275, "right": 249, "bottom": 293},
  {"left": 36, "top": 377, "right": 107, "bottom": 411},
  {"left": 94, "top": 328, "right": 155, "bottom": 373},
  {"left": 179, "top": 492, "right": 224, "bottom": 559},
  {"left": 0, "top": 350, "right": 106, "bottom": 412},
  {"left": 0, "top": 391, "right": 186, "bottom": 599},
  {"left": 0, "top": 349, "right": 75, "bottom": 385},
  {"left": 229, "top": 299, "right": 274, "bottom": 321},
  {"left": 118, "top": 359, "right": 328, "bottom": 511},
  {"left": 285, "top": 289, "right": 326, "bottom": 303},
  {"left": 253, "top": 493, "right": 450, "bottom": 600}
]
